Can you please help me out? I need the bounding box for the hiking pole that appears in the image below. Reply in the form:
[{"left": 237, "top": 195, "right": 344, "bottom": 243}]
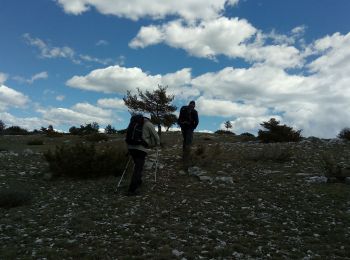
[
  {"left": 151, "top": 149, "right": 159, "bottom": 190},
  {"left": 154, "top": 149, "right": 159, "bottom": 183},
  {"left": 115, "top": 157, "right": 131, "bottom": 193}
]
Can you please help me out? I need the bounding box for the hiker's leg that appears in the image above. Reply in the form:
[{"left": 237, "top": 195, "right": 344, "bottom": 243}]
[
  {"left": 181, "top": 128, "right": 186, "bottom": 154},
  {"left": 183, "top": 129, "right": 193, "bottom": 170},
  {"left": 128, "top": 150, "right": 146, "bottom": 192}
]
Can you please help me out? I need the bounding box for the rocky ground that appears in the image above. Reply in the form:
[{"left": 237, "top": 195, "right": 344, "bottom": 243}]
[{"left": 0, "top": 133, "right": 350, "bottom": 259}]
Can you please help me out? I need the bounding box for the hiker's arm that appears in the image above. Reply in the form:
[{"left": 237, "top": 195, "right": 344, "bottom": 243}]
[{"left": 149, "top": 123, "right": 160, "bottom": 146}]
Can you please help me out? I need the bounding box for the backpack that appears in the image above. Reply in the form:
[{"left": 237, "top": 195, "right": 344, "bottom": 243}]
[
  {"left": 178, "top": 106, "right": 192, "bottom": 126},
  {"left": 125, "top": 114, "right": 148, "bottom": 147}
]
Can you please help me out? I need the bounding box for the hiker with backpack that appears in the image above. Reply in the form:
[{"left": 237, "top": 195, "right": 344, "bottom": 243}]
[
  {"left": 177, "top": 100, "right": 199, "bottom": 169},
  {"left": 125, "top": 113, "right": 160, "bottom": 196}
]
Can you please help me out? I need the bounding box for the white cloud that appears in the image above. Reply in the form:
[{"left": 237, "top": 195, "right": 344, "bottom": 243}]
[
  {"left": 66, "top": 65, "right": 199, "bottom": 99},
  {"left": 307, "top": 32, "right": 350, "bottom": 74},
  {"left": 96, "top": 40, "right": 109, "bottom": 46},
  {"left": 224, "top": 116, "right": 282, "bottom": 135},
  {"left": 129, "top": 25, "right": 165, "bottom": 48},
  {"left": 195, "top": 97, "right": 268, "bottom": 117},
  {"left": 97, "top": 98, "right": 126, "bottom": 110},
  {"left": 0, "top": 85, "right": 30, "bottom": 111},
  {"left": 23, "top": 33, "right": 112, "bottom": 65},
  {"left": 14, "top": 71, "right": 48, "bottom": 84},
  {"left": 56, "top": 95, "right": 65, "bottom": 101},
  {"left": 130, "top": 18, "right": 257, "bottom": 60},
  {"left": 0, "top": 73, "right": 8, "bottom": 84},
  {"left": 72, "top": 102, "right": 112, "bottom": 118},
  {"left": 23, "top": 33, "right": 75, "bottom": 60},
  {"left": 37, "top": 103, "right": 117, "bottom": 127},
  {"left": 192, "top": 66, "right": 306, "bottom": 101},
  {"left": 56, "top": 0, "right": 239, "bottom": 21},
  {"left": 0, "top": 112, "right": 52, "bottom": 130},
  {"left": 130, "top": 18, "right": 303, "bottom": 68}
]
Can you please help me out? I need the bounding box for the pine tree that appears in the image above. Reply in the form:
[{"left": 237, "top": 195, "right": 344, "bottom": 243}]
[
  {"left": 224, "top": 120, "right": 232, "bottom": 131},
  {"left": 105, "top": 124, "right": 117, "bottom": 134},
  {"left": 123, "top": 85, "right": 177, "bottom": 135}
]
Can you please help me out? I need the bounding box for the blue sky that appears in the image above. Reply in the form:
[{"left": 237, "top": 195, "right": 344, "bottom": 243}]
[{"left": 1, "top": 0, "right": 350, "bottom": 137}]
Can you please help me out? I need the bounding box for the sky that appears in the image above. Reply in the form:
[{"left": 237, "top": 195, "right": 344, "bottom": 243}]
[{"left": 1, "top": 0, "right": 350, "bottom": 138}]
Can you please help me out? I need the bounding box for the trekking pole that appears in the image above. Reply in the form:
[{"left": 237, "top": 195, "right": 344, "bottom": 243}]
[
  {"left": 115, "top": 157, "right": 131, "bottom": 193},
  {"left": 154, "top": 149, "right": 159, "bottom": 183}
]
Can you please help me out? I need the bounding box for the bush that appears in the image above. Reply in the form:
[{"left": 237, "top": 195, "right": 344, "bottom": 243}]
[
  {"left": 215, "top": 130, "right": 235, "bottom": 135},
  {"left": 84, "top": 133, "right": 109, "bottom": 142},
  {"left": 3, "top": 126, "right": 29, "bottom": 135},
  {"left": 258, "top": 118, "right": 302, "bottom": 143},
  {"left": 0, "top": 189, "right": 32, "bottom": 208},
  {"left": 117, "top": 129, "right": 127, "bottom": 135},
  {"left": 337, "top": 128, "right": 350, "bottom": 141},
  {"left": 69, "top": 122, "right": 100, "bottom": 135},
  {"left": 240, "top": 132, "right": 255, "bottom": 137},
  {"left": 105, "top": 124, "right": 117, "bottom": 134},
  {"left": 27, "top": 139, "right": 44, "bottom": 145},
  {"left": 44, "top": 143, "right": 128, "bottom": 178}
]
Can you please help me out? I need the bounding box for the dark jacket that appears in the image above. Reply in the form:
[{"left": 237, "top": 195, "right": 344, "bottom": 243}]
[{"left": 178, "top": 106, "right": 199, "bottom": 130}]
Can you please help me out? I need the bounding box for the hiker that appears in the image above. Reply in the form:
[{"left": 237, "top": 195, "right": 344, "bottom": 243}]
[
  {"left": 178, "top": 100, "right": 199, "bottom": 169},
  {"left": 126, "top": 113, "right": 160, "bottom": 196}
]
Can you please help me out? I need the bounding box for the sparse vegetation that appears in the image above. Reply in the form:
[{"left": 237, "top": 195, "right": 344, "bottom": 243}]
[
  {"left": 104, "top": 124, "right": 117, "bottom": 134},
  {"left": 337, "top": 127, "right": 350, "bottom": 141},
  {"left": 243, "top": 144, "right": 292, "bottom": 162},
  {"left": 84, "top": 133, "right": 109, "bottom": 142},
  {"left": 27, "top": 139, "right": 44, "bottom": 145},
  {"left": 258, "top": 118, "right": 302, "bottom": 143},
  {"left": 2, "top": 125, "right": 29, "bottom": 135},
  {"left": 69, "top": 122, "right": 99, "bottom": 135},
  {"left": 44, "top": 143, "right": 127, "bottom": 178},
  {"left": 1, "top": 132, "right": 350, "bottom": 259},
  {"left": 215, "top": 129, "right": 235, "bottom": 135}
]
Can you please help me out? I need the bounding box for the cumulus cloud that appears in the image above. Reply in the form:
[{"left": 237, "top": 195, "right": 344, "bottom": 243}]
[
  {"left": 23, "top": 33, "right": 112, "bottom": 65},
  {"left": 97, "top": 98, "right": 126, "bottom": 110},
  {"left": 130, "top": 18, "right": 303, "bottom": 68},
  {"left": 56, "top": 0, "right": 239, "bottom": 21},
  {"left": 0, "top": 112, "right": 52, "bottom": 131},
  {"left": 37, "top": 102, "right": 117, "bottom": 128},
  {"left": 130, "top": 18, "right": 257, "bottom": 59},
  {"left": 66, "top": 65, "right": 199, "bottom": 99},
  {"left": 0, "top": 85, "right": 30, "bottom": 111},
  {"left": 195, "top": 97, "right": 268, "bottom": 118},
  {"left": 307, "top": 32, "right": 350, "bottom": 75}
]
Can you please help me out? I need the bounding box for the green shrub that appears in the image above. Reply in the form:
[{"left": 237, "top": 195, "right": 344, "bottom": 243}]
[
  {"left": 27, "top": 139, "right": 44, "bottom": 145},
  {"left": 44, "top": 143, "right": 128, "bottom": 178},
  {"left": 337, "top": 128, "right": 350, "bottom": 141},
  {"left": 84, "top": 133, "right": 109, "bottom": 142},
  {"left": 117, "top": 129, "right": 127, "bottom": 135},
  {"left": 215, "top": 130, "right": 235, "bottom": 135},
  {"left": 240, "top": 132, "right": 255, "bottom": 137},
  {"left": 258, "top": 118, "right": 302, "bottom": 143},
  {"left": 0, "top": 189, "right": 32, "bottom": 208},
  {"left": 3, "top": 126, "right": 29, "bottom": 135}
]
